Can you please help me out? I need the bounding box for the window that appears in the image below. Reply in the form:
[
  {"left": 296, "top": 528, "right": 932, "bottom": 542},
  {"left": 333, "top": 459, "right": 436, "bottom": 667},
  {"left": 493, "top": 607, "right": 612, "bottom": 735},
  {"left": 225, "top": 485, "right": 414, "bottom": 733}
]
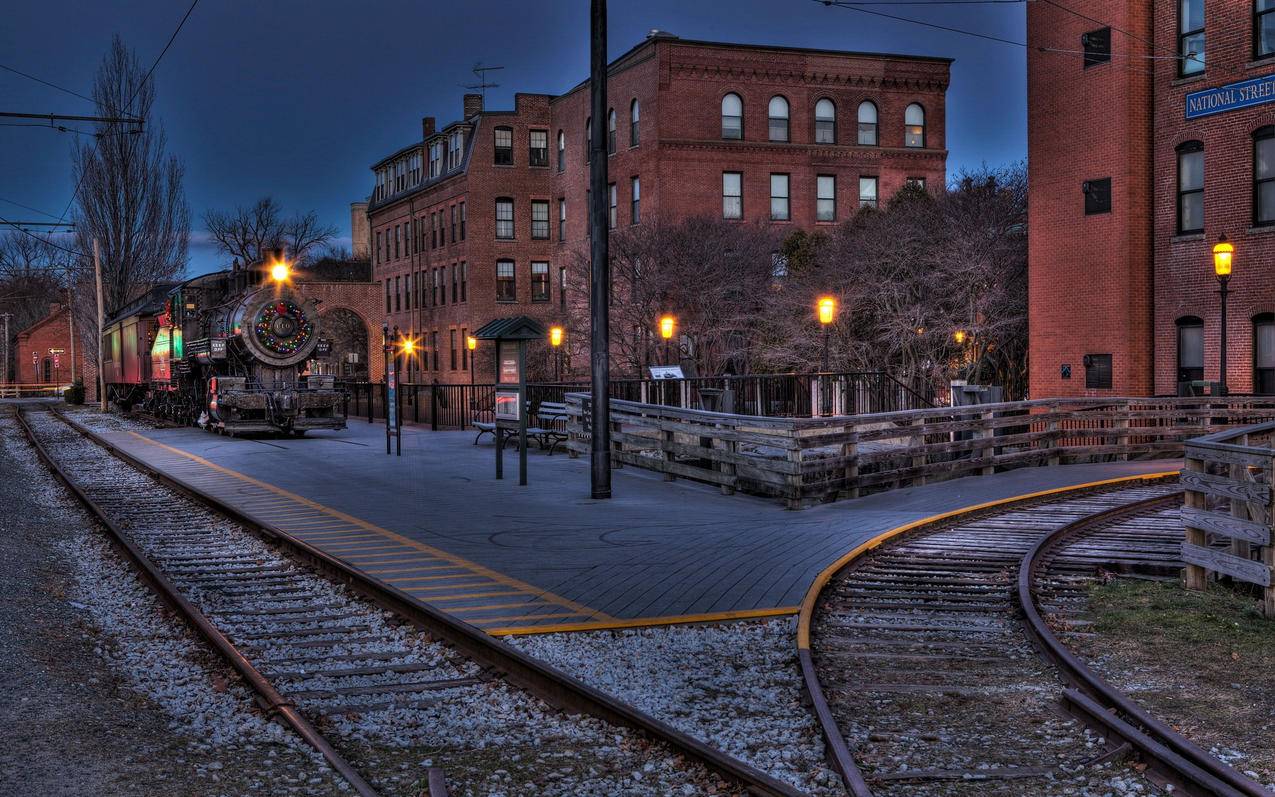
[
  {"left": 451, "top": 263, "right": 458, "bottom": 303},
  {"left": 437, "top": 267, "right": 446, "bottom": 305},
  {"left": 531, "top": 200, "right": 550, "bottom": 239},
  {"left": 376, "top": 231, "right": 382, "bottom": 264},
  {"left": 450, "top": 205, "right": 456, "bottom": 243},
  {"left": 450, "top": 330, "right": 457, "bottom": 371},
  {"left": 531, "top": 261, "right": 550, "bottom": 302},
  {"left": 495, "top": 198, "right": 515, "bottom": 239},
  {"left": 1084, "top": 354, "right": 1113, "bottom": 389},
  {"left": 768, "top": 96, "right": 789, "bottom": 142},
  {"left": 1256, "top": 126, "right": 1275, "bottom": 226},
  {"left": 432, "top": 331, "right": 439, "bottom": 371},
  {"left": 608, "top": 183, "right": 617, "bottom": 229},
  {"left": 1180, "top": 0, "right": 1204, "bottom": 76},
  {"left": 905, "top": 104, "right": 925, "bottom": 148},
  {"left": 529, "top": 130, "right": 549, "bottom": 167},
  {"left": 1259, "top": 1, "right": 1275, "bottom": 59},
  {"left": 630, "top": 99, "right": 640, "bottom": 146},
  {"left": 859, "top": 176, "right": 879, "bottom": 209},
  {"left": 906, "top": 177, "right": 927, "bottom": 191},
  {"left": 1083, "top": 27, "right": 1112, "bottom": 67},
  {"left": 415, "top": 270, "right": 423, "bottom": 307},
  {"left": 631, "top": 176, "right": 640, "bottom": 224},
  {"left": 1084, "top": 178, "right": 1112, "bottom": 215},
  {"left": 815, "top": 99, "right": 836, "bottom": 144},
  {"left": 461, "top": 327, "right": 469, "bottom": 371},
  {"left": 857, "top": 101, "right": 878, "bottom": 146},
  {"left": 494, "top": 126, "right": 513, "bottom": 165},
  {"left": 448, "top": 131, "right": 463, "bottom": 170},
  {"left": 1177, "top": 317, "right": 1204, "bottom": 383},
  {"left": 817, "top": 175, "right": 836, "bottom": 222},
  {"left": 460, "top": 202, "right": 466, "bottom": 240},
  {"left": 1177, "top": 141, "right": 1204, "bottom": 234},
  {"left": 395, "top": 276, "right": 401, "bottom": 311},
  {"left": 723, "top": 172, "right": 742, "bottom": 219},
  {"left": 722, "top": 93, "right": 743, "bottom": 139},
  {"left": 558, "top": 199, "right": 566, "bottom": 240},
  {"left": 394, "top": 225, "right": 401, "bottom": 259},
  {"left": 607, "top": 109, "right": 616, "bottom": 155},
  {"left": 585, "top": 118, "right": 591, "bottom": 163},
  {"left": 384, "top": 279, "right": 390, "bottom": 313},
  {"left": 404, "top": 273, "right": 411, "bottom": 311},
  {"left": 461, "top": 262, "right": 467, "bottom": 302},
  {"left": 429, "top": 142, "right": 442, "bottom": 178},
  {"left": 557, "top": 130, "right": 565, "bottom": 172},
  {"left": 770, "top": 173, "right": 789, "bottom": 220},
  {"left": 1256, "top": 314, "right": 1275, "bottom": 393},
  {"left": 496, "top": 260, "right": 516, "bottom": 302},
  {"left": 559, "top": 266, "right": 567, "bottom": 311},
  {"left": 431, "top": 214, "right": 437, "bottom": 248}
]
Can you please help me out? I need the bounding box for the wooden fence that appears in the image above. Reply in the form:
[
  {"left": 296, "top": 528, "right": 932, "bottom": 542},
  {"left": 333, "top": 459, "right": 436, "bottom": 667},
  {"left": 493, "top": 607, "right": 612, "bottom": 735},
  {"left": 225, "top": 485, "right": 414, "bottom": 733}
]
[
  {"left": 1182, "top": 422, "right": 1275, "bottom": 616},
  {"left": 565, "top": 395, "right": 1275, "bottom": 509},
  {"left": 0, "top": 382, "right": 68, "bottom": 398}
]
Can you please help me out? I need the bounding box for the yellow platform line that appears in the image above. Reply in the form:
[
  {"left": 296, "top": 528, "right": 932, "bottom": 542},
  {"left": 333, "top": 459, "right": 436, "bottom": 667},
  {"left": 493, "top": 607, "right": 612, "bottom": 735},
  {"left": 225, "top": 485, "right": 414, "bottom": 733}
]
[
  {"left": 403, "top": 580, "right": 499, "bottom": 593},
  {"left": 364, "top": 564, "right": 463, "bottom": 576},
  {"left": 447, "top": 601, "right": 563, "bottom": 614},
  {"left": 417, "top": 590, "right": 525, "bottom": 602},
  {"left": 128, "top": 432, "right": 613, "bottom": 624},
  {"left": 485, "top": 606, "right": 801, "bottom": 636},
  {"left": 390, "top": 573, "right": 487, "bottom": 584},
  {"left": 468, "top": 612, "right": 593, "bottom": 625},
  {"left": 794, "top": 470, "right": 1180, "bottom": 650},
  {"left": 294, "top": 530, "right": 379, "bottom": 540},
  {"left": 320, "top": 543, "right": 411, "bottom": 554}
]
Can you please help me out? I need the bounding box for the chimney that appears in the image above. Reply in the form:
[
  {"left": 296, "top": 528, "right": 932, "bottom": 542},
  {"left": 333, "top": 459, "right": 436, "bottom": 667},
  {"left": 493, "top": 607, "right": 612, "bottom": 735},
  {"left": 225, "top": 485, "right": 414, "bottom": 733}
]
[
  {"left": 350, "top": 202, "right": 370, "bottom": 261},
  {"left": 463, "top": 93, "right": 483, "bottom": 118},
  {"left": 422, "top": 116, "right": 436, "bottom": 139}
]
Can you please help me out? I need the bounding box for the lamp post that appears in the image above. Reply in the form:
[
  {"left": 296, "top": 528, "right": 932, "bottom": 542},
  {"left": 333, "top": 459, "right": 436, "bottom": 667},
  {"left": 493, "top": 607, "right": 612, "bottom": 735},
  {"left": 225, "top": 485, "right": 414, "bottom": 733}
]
[
  {"left": 659, "top": 314, "right": 676, "bottom": 366},
  {"left": 1214, "top": 234, "right": 1234, "bottom": 396},
  {"left": 549, "top": 325, "right": 564, "bottom": 382},
  {"left": 816, "top": 296, "right": 837, "bottom": 416}
]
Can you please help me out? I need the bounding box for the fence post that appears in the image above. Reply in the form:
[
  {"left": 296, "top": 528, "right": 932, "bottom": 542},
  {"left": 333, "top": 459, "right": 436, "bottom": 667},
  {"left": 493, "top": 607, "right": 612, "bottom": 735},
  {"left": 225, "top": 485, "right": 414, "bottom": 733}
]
[
  {"left": 1115, "top": 400, "right": 1130, "bottom": 460},
  {"left": 718, "top": 429, "right": 736, "bottom": 496},
  {"left": 978, "top": 409, "right": 995, "bottom": 476},
  {"left": 640, "top": 381, "right": 649, "bottom": 404},
  {"left": 1183, "top": 455, "right": 1208, "bottom": 591},
  {"left": 662, "top": 425, "right": 676, "bottom": 481},
  {"left": 412, "top": 385, "right": 419, "bottom": 424},
  {"left": 680, "top": 381, "right": 690, "bottom": 409},
  {"left": 910, "top": 417, "right": 927, "bottom": 487},
  {"left": 431, "top": 386, "right": 439, "bottom": 432},
  {"left": 786, "top": 442, "right": 804, "bottom": 509},
  {"left": 612, "top": 417, "right": 623, "bottom": 468},
  {"left": 842, "top": 419, "right": 859, "bottom": 500},
  {"left": 1046, "top": 401, "right": 1060, "bottom": 467}
]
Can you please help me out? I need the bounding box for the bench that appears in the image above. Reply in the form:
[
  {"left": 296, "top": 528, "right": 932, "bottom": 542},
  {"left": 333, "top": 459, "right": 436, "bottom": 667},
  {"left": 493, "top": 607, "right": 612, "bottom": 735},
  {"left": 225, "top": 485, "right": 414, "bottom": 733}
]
[{"left": 471, "top": 400, "right": 571, "bottom": 455}]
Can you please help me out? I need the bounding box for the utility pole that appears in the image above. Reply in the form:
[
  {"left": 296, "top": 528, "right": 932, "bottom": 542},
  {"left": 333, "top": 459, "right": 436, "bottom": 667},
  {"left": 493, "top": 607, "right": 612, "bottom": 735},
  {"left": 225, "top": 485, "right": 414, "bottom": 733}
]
[
  {"left": 588, "top": 0, "right": 612, "bottom": 500},
  {"left": 93, "top": 238, "right": 106, "bottom": 411},
  {"left": 0, "top": 312, "right": 11, "bottom": 385}
]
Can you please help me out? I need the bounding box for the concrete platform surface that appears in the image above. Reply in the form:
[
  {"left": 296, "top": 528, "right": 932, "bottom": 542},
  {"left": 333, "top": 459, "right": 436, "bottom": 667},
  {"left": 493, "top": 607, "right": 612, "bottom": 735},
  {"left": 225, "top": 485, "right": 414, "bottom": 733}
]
[{"left": 93, "top": 414, "right": 1180, "bottom": 634}]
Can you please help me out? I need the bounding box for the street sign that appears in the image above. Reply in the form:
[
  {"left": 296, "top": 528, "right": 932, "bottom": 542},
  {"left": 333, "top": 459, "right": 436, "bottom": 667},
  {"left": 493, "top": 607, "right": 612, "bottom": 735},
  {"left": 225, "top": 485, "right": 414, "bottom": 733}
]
[{"left": 315, "top": 338, "right": 332, "bottom": 357}]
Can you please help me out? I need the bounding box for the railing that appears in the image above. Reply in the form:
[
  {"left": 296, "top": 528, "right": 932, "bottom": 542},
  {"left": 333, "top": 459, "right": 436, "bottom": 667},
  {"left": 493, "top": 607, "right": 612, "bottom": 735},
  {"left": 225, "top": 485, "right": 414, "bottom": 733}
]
[
  {"left": 0, "top": 382, "right": 69, "bottom": 398},
  {"left": 564, "top": 395, "right": 1275, "bottom": 509},
  {"left": 1183, "top": 422, "right": 1275, "bottom": 616},
  {"left": 335, "top": 372, "right": 932, "bottom": 430}
]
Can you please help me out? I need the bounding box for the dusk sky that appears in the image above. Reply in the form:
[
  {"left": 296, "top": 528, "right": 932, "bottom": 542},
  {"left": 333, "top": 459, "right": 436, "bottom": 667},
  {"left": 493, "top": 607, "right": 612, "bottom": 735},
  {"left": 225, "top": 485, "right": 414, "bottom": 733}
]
[{"left": 2, "top": 0, "right": 1027, "bottom": 274}]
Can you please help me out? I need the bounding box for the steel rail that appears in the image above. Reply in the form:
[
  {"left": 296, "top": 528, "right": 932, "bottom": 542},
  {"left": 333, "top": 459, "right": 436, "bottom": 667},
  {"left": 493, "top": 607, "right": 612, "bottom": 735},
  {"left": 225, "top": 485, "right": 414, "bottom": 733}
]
[
  {"left": 46, "top": 407, "right": 806, "bottom": 797},
  {"left": 12, "top": 407, "right": 383, "bottom": 797},
  {"left": 1017, "top": 492, "right": 1270, "bottom": 797}
]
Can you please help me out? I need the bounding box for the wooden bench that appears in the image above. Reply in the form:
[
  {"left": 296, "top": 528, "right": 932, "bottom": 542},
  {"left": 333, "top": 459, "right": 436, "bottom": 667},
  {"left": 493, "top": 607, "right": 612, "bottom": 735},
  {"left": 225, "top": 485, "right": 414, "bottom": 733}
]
[{"left": 472, "top": 400, "right": 570, "bottom": 455}]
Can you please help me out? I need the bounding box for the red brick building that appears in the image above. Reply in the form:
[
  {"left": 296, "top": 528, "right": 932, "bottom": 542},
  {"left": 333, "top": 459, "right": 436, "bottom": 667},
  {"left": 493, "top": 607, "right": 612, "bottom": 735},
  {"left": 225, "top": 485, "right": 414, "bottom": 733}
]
[
  {"left": 14, "top": 303, "right": 85, "bottom": 386},
  {"left": 367, "top": 34, "right": 951, "bottom": 383},
  {"left": 1029, "top": 2, "right": 1275, "bottom": 398}
]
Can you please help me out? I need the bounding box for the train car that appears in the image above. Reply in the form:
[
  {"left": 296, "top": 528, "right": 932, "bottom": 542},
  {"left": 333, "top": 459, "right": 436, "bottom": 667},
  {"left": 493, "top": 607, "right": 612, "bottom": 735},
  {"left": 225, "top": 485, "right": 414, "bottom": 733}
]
[{"left": 101, "top": 253, "right": 347, "bottom": 436}]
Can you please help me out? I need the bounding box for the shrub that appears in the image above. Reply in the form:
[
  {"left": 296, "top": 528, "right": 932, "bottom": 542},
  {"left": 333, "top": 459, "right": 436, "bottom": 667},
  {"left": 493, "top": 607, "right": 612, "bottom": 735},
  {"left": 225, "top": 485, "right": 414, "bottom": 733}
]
[{"left": 64, "top": 378, "right": 85, "bottom": 405}]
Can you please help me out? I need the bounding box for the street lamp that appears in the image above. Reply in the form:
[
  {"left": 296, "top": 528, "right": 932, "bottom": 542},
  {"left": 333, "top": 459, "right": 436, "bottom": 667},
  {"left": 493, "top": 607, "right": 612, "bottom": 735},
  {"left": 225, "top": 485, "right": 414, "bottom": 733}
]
[
  {"left": 269, "top": 255, "right": 291, "bottom": 284},
  {"left": 816, "top": 296, "right": 837, "bottom": 372},
  {"left": 1214, "top": 234, "right": 1234, "bottom": 396},
  {"left": 659, "top": 314, "right": 676, "bottom": 366},
  {"left": 466, "top": 335, "right": 477, "bottom": 390},
  {"left": 953, "top": 329, "right": 967, "bottom": 345},
  {"left": 549, "top": 325, "right": 564, "bottom": 382}
]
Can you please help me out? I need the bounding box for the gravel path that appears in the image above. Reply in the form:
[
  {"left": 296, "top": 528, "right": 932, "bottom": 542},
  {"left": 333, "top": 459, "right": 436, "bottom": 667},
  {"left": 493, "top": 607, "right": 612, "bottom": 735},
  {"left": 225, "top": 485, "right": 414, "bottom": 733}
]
[
  {"left": 31, "top": 407, "right": 755, "bottom": 797},
  {"left": 508, "top": 619, "right": 845, "bottom": 796},
  {"left": 0, "top": 408, "right": 344, "bottom": 797}
]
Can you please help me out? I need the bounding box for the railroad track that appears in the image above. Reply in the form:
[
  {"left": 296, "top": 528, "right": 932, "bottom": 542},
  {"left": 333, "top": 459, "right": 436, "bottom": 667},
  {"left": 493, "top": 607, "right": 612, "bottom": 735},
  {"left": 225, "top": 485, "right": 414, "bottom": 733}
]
[
  {"left": 803, "top": 481, "right": 1272, "bottom": 797},
  {"left": 15, "top": 405, "right": 805, "bottom": 797}
]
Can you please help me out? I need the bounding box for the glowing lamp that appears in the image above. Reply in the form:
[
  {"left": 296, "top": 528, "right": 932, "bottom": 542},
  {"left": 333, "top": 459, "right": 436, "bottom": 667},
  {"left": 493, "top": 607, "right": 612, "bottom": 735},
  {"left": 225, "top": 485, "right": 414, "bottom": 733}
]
[
  {"left": 659, "top": 315, "right": 676, "bottom": 340},
  {"left": 1213, "top": 235, "right": 1233, "bottom": 278},
  {"left": 954, "top": 329, "right": 967, "bottom": 344},
  {"left": 401, "top": 337, "right": 416, "bottom": 355},
  {"left": 466, "top": 335, "right": 477, "bottom": 351},
  {"left": 549, "top": 326, "right": 564, "bottom": 347},
  {"left": 817, "top": 296, "right": 837, "bottom": 326},
  {"left": 269, "top": 260, "right": 291, "bottom": 283}
]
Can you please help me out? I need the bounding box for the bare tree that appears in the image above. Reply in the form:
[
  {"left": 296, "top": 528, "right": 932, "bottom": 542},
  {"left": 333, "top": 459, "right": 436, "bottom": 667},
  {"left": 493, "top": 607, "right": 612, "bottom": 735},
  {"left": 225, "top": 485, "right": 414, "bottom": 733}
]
[
  {"left": 0, "top": 232, "right": 70, "bottom": 380},
  {"left": 71, "top": 35, "right": 189, "bottom": 329},
  {"left": 204, "top": 197, "right": 337, "bottom": 267}
]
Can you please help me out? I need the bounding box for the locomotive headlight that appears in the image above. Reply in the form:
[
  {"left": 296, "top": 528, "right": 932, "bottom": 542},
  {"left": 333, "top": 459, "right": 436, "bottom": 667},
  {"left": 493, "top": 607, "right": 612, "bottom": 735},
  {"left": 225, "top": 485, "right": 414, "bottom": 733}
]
[{"left": 270, "top": 260, "right": 291, "bottom": 283}]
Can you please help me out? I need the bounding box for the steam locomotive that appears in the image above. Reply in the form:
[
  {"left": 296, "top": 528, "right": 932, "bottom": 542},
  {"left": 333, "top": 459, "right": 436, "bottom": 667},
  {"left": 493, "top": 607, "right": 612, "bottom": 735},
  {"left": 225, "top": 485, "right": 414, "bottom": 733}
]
[{"left": 100, "top": 254, "right": 347, "bottom": 435}]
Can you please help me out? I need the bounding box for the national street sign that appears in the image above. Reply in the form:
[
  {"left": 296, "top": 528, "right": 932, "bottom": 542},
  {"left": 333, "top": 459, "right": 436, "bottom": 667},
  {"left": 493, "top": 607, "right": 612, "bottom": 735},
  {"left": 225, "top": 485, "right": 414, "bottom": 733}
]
[
  {"left": 1185, "top": 72, "right": 1275, "bottom": 119},
  {"left": 315, "top": 338, "right": 332, "bottom": 357}
]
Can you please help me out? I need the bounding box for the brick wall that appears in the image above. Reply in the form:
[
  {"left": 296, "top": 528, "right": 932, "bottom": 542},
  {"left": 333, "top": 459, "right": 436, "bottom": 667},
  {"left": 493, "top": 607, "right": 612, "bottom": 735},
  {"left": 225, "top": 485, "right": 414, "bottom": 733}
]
[{"left": 15, "top": 305, "right": 86, "bottom": 384}]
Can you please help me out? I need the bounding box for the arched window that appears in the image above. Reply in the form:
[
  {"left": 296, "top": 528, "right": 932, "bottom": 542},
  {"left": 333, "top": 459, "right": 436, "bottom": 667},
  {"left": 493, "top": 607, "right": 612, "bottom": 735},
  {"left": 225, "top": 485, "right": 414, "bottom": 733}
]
[
  {"left": 1255, "top": 126, "right": 1274, "bottom": 226},
  {"left": 585, "top": 117, "right": 591, "bottom": 164},
  {"left": 814, "top": 98, "right": 836, "bottom": 144},
  {"left": 1256, "top": 313, "right": 1275, "bottom": 394},
  {"left": 607, "top": 108, "right": 616, "bottom": 155},
  {"left": 721, "top": 93, "right": 742, "bottom": 139},
  {"left": 630, "top": 99, "right": 640, "bottom": 146},
  {"left": 1177, "top": 316, "right": 1204, "bottom": 385},
  {"left": 857, "top": 101, "right": 878, "bottom": 146},
  {"left": 768, "top": 96, "right": 789, "bottom": 142},
  {"left": 557, "top": 130, "right": 565, "bottom": 172},
  {"left": 1177, "top": 141, "right": 1204, "bottom": 234},
  {"left": 904, "top": 103, "right": 925, "bottom": 148}
]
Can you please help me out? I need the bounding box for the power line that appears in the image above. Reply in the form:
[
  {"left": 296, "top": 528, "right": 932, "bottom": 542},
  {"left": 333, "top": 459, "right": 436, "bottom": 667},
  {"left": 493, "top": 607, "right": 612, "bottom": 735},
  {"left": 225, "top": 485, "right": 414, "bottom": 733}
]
[
  {"left": 815, "top": 0, "right": 1026, "bottom": 47},
  {"left": 0, "top": 63, "right": 97, "bottom": 105},
  {"left": 1037, "top": 0, "right": 1214, "bottom": 75},
  {"left": 0, "top": 215, "right": 85, "bottom": 257},
  {"left": 0, "top": 197, "right": 61, "bottom": 220}
]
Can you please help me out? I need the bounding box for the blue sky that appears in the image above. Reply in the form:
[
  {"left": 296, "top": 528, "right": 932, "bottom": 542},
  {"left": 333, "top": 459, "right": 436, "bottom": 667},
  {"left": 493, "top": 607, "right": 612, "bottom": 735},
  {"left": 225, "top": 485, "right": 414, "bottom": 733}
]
[{"left": 1, "top": 0, "right": 1027, "bottom": 274}]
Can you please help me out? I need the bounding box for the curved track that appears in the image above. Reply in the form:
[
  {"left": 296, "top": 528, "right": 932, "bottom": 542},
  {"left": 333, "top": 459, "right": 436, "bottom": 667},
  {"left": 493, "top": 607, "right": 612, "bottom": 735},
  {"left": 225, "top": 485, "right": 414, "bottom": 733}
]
[
  {"left": 802, "top": 480, "right": 1271, "bottom": 797},
  {"left": 17, "top": 406, "right": 805, "bottom": 797}
]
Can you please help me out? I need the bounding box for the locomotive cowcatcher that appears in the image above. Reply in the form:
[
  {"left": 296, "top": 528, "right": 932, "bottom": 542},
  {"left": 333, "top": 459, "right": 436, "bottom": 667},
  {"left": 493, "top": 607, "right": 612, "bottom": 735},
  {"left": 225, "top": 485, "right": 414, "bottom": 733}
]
[{"left": 100, "top": 252, "right": 347, "bottom": 436}]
